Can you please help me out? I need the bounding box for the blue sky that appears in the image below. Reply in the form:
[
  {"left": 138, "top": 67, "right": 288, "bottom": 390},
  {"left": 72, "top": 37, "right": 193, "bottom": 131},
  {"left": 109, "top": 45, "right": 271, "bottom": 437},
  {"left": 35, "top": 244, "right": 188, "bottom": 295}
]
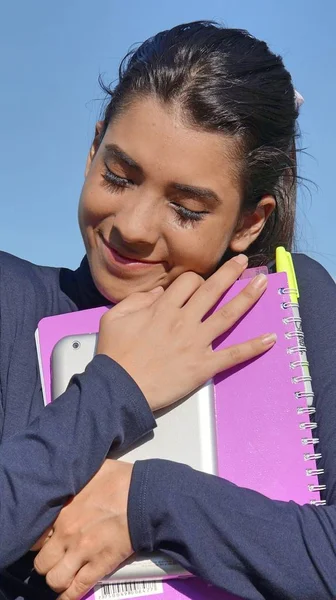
[{"left": 1, "top": 0, "right": 335, "bottom": 274}]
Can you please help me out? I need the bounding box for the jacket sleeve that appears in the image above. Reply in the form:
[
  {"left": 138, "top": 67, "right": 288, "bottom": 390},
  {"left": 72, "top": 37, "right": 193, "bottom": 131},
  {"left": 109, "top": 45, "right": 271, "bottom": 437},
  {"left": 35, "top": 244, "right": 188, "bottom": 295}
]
[
  {"left": 128, "top": 255, "right": 336, "bottom": 600},
  {"left": 0, "top": 354, "right": 155, "bottom": 569}
]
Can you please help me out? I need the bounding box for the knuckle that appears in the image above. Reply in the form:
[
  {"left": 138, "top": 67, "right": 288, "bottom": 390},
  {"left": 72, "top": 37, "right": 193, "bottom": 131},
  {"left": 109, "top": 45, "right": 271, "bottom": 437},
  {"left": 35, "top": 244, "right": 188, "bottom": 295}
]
[
  {"left": 78, "top": 571, "right": 95, "bottom": 588},
  {"left": 57, "top": 519, "right": 74, "bottom": 539},
  {"left": 77, "top": 535, "right": 91, "bottom": 552},
  {"left": 61, "top": 524, "right": 75, "bottom": 539},
  {"left": 128, "top": 291, "right": 155, "bottom": 309},
  {"left": 241, "top": 285, "right": 257, "bottom": 302},
  {"left": 129, "top": 291, "right": 144, "bottom": 301},
  {"left": 46, "top": 572, "right": 64, "bottom": 592},
  {"left": 33, "top": 556, "right": 45, "bottom": 575},
  {"left": 218, "top": 304, "right": 235, "bottom": 322},
  {"left": 228, "top": 345, "right": 241, "bottom": 362},
  {"left": 101, "top": 548, "right": 117, "bottom": 564},
  {"left": 170, "top": 316, "right": 185, "bottom": 335},
  {"left": 182, "top": 271, "right": 204, "bottom": 288},
  {"left": 201, "top": 278, "right": 218, "bottom": 295},
  {"left": 192, "top": 273, "right": 205, "bottom": 286},
  {"left": 72, "top": 578, "right": 91, "bottom": 597}
]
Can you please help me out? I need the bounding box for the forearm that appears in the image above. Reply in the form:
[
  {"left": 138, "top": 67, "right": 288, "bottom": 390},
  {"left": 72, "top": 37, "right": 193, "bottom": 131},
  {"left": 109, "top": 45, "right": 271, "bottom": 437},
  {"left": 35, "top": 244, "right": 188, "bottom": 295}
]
[
  {"left": 0, "top": 355, "right": 155, "bottom": 568},
  {"left": 129, "top": 459, "right": 336, "bottom": 600}
]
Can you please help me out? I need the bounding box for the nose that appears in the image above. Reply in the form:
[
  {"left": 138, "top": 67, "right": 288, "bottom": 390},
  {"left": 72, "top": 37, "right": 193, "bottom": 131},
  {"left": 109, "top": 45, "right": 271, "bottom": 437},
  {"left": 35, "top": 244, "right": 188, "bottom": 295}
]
[{"left": 112, "top": 195, "right": 161, "bottom": 248}]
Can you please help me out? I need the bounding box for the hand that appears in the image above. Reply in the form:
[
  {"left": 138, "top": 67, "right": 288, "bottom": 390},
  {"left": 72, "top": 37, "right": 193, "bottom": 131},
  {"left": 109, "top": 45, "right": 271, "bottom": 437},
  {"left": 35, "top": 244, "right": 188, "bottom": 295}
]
[
  {"left": 97, "top": 255, "right": 275, "bottom": 410},
  {"left": 34, "top": 459, "right": 133, "bottom": 600},
  {"left": 30, "top": 287, "right": 166, "bottom": 555}
]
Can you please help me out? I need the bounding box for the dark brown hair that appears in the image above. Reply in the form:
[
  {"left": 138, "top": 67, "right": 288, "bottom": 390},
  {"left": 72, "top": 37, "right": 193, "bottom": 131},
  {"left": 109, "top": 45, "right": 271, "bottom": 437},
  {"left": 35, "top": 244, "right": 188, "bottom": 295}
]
[{"left": 99, "top": 21, "right": 299, "bottom": 266}]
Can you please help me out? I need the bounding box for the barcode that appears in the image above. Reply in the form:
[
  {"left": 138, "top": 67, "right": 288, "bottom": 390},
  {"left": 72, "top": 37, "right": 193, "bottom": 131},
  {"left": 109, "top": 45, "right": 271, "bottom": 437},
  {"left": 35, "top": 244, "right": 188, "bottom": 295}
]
[{"left": 94, "top": 580, "right": 163, "bottom": 599}]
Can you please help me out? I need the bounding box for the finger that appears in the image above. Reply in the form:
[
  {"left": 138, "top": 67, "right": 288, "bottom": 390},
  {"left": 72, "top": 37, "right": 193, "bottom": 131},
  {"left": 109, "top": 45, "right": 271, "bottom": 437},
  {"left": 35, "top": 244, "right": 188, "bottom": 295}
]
[
  {"left": 204, "top": 273, "right": 268, "bottom": 342},
  {"left": 34, "top": 535, "right": 66, "bottom": 576},
  {"left": 156, "top": 271, "right": 204, "bottom": 308},
  {"left": 56, "top": 557, "right": 117, "bottom": 600},
  {"left": 107, "top": 287, "right": 164, "bottom": 322},
  {"left": 184, "top": 254, "right": 248, "bottom": 319},
  {"left": 31, "top": 527, "right": 54, "bottom": 551},
  {"left": 210, "top": 332, "right": 277, "bottom": 375},
  {"left": 45, "top": 552, "right": 86, "bottom": 594}
]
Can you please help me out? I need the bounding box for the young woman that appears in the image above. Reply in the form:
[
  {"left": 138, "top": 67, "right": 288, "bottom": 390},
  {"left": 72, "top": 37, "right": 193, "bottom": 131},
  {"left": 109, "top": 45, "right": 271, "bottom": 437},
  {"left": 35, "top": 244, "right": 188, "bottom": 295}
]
[{"left": 1, "top": 20, "right": 336, "bottom": 600}]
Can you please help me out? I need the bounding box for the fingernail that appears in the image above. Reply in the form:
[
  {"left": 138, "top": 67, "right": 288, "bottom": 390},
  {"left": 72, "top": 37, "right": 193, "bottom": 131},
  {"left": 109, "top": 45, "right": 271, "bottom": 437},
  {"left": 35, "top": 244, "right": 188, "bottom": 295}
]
[
  {"left": 252, "top": 273, "right": 267, "bottom": 289},
  {"left": 150, "top": 286, "right": 164, "bottom": 294},
  {"left": 232, "top": 254, "right": 248, "bottom": 266},
  {"left": 261, "top": 333, "right": 277, "bottom": 346}
]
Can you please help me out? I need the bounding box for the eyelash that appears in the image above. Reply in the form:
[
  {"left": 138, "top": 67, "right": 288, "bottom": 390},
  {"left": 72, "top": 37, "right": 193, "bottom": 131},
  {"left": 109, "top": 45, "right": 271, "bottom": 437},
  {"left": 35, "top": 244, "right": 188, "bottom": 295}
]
[
  {"left": 102, "top": 167, "right": 130, "bottom": 192},
  {"left": 102, "top": 165, "right": 208, "bottom": 225}
]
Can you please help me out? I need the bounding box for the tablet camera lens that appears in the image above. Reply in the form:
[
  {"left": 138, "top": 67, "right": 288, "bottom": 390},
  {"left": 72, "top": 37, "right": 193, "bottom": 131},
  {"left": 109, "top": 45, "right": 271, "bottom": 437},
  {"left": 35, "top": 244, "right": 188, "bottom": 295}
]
[{"left": 72, "top": 341, "right": 81, "bottom": 350}]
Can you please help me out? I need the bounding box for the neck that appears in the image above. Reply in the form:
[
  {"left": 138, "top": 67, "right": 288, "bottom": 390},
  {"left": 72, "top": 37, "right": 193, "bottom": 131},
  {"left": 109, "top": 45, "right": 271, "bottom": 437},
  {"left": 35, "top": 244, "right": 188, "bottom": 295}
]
[{"left": 59, "top": 255, "right": 109, "bottom": 310}]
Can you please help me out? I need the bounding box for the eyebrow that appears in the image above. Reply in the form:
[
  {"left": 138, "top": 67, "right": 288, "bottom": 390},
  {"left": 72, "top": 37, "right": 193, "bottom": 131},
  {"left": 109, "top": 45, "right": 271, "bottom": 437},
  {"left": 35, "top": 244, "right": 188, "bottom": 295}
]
[
  {"left": 104, "top": 144, "right": 143, "bottom": 172},
  {"left": 104, "top": 143, "right": 221, "bottom": 206},
  {"left": 173, "top": 183, "right": 220, "bottom": 206}
]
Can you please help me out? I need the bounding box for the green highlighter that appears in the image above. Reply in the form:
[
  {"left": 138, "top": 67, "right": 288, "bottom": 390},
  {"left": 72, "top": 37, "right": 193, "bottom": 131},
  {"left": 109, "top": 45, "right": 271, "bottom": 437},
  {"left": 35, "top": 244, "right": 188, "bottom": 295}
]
[
  {"left": 275, "top": 246, "right": 299, "bottom": 303},
  {"left": 275, "top": 246, "right": 314, "bottom": 408}
]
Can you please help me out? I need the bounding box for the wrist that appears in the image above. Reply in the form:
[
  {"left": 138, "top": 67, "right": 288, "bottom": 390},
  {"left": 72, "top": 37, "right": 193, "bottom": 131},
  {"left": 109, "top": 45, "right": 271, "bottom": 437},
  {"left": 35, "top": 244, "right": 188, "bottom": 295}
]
[
  {"left": 92, "top": 354, "right": 157, "bottom": 440},
  {"left": 106, "top": 459, "right": 134, "bottom": 553}
]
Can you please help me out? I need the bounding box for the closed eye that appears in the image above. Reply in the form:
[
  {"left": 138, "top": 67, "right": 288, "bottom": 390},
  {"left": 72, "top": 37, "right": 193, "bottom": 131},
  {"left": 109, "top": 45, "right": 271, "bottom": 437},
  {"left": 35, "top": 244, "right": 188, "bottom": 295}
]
[
  {"left": 102, "top": 164, "right": 133, "bottom": 191},
  {"left": 171, "top": 203, "right": 209, "bottom": 225},
  {"left": 101, "top": 164, "right": 209, "bottom": 226}
]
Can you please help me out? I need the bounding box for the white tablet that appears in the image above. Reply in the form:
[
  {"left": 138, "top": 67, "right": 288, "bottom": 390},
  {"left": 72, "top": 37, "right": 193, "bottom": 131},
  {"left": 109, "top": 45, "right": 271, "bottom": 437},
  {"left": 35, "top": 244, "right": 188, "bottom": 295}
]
[{"left": 51, "top": 334, "right": 218, "bottom": 582}]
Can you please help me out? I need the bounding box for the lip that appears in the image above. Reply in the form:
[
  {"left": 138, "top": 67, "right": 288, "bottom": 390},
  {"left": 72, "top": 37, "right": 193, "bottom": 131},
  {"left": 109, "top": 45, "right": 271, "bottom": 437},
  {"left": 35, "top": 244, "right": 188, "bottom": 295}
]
[{"left": 99, "top": 234, "right": 163, "bottom": 270}]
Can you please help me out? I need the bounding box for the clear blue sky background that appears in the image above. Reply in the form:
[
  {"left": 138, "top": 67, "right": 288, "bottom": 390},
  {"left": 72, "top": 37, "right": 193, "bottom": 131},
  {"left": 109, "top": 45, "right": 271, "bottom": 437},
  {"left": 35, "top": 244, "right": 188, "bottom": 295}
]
[{"left": 1, "top": 0, "right": 335, "bottom": 274}]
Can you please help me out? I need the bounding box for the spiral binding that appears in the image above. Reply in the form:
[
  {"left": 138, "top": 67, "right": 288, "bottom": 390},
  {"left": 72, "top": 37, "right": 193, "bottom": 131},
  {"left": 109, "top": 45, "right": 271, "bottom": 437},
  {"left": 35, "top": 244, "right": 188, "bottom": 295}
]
[
  {"left": 279, "top": 286, "right": 326, "bottom": 506},
  {"left": 297, "top": 407, "right": 316, "bottom": 415},
  {"left": 304, "top": 452, "right": 322, "bottom": 460}
]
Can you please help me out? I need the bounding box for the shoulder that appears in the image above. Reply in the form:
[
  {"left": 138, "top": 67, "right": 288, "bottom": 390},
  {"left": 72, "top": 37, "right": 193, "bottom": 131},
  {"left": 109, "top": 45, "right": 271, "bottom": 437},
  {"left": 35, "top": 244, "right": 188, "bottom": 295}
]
[
  {"left": 0, "top": 251, "right": 64, "bottom": 322},
  {"left": 292, "top": 253, "right": 334, "bottom": 287},
  {"left": 292, "top": 254, "right": 336, "bottom": 321},
  {"left": 0, "top": 250, "right": 59, "bottom": 295}
]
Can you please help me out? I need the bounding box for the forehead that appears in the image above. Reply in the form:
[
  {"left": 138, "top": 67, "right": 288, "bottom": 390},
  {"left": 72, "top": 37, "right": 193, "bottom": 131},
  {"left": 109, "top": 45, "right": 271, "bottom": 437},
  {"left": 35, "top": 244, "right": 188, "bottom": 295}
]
[{"left": 103, "top": 97, "right": 241, "bottom": 195}]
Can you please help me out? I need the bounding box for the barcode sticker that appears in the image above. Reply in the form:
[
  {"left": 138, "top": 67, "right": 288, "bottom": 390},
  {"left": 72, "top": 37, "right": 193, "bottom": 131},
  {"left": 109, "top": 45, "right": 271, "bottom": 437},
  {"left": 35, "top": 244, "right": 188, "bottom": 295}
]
[{"left": 94, "top": 580, "right": 163, "bottom": 599}]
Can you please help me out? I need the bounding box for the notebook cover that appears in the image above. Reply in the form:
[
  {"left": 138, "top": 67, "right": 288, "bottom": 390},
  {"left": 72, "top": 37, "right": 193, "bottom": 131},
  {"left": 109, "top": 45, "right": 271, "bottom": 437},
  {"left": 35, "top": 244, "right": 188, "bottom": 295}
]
[
  {"left": 212, "top": 273, "right": 320, "bottom": 503},
  {"left": 36, "top": 272, "right": 320, "bottom": 600}
]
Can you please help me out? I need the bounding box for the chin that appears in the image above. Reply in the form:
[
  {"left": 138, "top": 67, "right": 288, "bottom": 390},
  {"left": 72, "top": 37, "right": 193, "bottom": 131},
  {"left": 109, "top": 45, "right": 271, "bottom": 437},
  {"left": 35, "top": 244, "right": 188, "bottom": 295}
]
[
  {"left": 89, "top": 255, "right": 167, "bottom": 304},
  {"left": 96, "top": 280, "right": 130, "bottom": 304},
  {"left": 96, "top": 273, "right": 150, "bottom": 304},
  {"left": 87, "top": 255, "right": 128, "bottom": 304}
]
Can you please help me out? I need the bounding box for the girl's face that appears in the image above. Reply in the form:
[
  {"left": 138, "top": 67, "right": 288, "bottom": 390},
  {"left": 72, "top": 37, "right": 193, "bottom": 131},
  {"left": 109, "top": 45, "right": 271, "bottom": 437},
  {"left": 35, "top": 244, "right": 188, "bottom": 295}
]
[{"left": 78, "top": 97, "right": 272, "bottom": 302}]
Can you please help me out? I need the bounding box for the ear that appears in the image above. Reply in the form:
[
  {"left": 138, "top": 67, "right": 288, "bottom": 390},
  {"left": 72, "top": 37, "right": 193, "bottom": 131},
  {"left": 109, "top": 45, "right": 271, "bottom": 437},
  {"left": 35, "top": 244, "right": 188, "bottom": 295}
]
[
  {"left": 84, "top": 121, "right": 105, "bottom": 177},
  {"left": 229, "top": 195, "right": 276, "bottom": 253}
]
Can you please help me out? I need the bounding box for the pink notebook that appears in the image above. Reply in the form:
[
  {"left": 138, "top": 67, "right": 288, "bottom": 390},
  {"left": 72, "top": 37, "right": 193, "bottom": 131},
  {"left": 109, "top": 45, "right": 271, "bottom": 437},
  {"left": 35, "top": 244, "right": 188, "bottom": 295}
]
[{"left": 35, "top": 272, "right": 324, "bottom": 600}]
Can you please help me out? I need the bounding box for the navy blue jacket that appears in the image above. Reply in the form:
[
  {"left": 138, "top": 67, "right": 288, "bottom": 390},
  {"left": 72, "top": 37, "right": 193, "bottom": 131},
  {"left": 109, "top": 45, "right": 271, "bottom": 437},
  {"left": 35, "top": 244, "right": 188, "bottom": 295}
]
[{"left": 1, "top": 250, "right": 336, "bottom": 600}]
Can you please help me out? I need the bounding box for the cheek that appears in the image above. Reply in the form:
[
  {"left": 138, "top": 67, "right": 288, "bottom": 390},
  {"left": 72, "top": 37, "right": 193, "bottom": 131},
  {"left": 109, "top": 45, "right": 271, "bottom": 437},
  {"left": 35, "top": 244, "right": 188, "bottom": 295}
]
[
  {"left": 78, "top": 178, "right": 115, "bottom": 234},
  {"left": 169, "top": 222, "right": 231, "bottom": 276}
]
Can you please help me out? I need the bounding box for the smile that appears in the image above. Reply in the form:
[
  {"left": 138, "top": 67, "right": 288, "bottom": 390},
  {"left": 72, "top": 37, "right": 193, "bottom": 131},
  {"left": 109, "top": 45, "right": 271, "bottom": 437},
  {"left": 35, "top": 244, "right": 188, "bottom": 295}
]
[{"left": 98, "top": 234, "right": 164, "bottom": 271}]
